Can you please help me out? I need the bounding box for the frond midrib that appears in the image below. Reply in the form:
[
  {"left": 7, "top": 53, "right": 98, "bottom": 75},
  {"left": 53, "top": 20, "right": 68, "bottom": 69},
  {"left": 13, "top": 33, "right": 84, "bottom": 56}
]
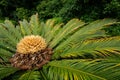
[
  {"left": 61, "top": 47, "right": 120, "bottom": 57},
  {"left": 78, "top": 47, "right": 120, "bottom": 52},
  {"left": 40, "top": 71, "right": 48, "bottom": 80},
  {"left": 48, "top": 63, "right": 107, "bottom": 80}
]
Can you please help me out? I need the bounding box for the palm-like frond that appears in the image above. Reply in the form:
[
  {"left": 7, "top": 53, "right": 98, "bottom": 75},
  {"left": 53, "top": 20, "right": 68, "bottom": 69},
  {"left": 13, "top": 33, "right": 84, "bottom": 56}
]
[
  {"left": 0, "top": 14, "right": 120, "bottom": 80},
  {"left": 42, "top": 58, "right": 120, "bottom": 80},
  {"left": 18, "top": 70, "right": 41, "bottom": 80},
  {"left": 0, "top": 48, "right": 13, "bottom": 61},
  {"left": 49, "top": 19, "right": 85, "bottom": 48},
  {"left": 0, "top": 65, "right": 18, "bottom": 79},
  {"left": 54, "top": 19, "right": 116, "bottom": 50},
  {"left": 59, "top": 36, "right": 120, "bottom": 59},
  {"left": 52, "top": 19, "right": 118, "bottom": 59}
]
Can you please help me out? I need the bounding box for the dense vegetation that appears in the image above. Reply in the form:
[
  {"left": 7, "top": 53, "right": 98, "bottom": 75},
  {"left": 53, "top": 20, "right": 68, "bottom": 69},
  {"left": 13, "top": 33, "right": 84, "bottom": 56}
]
[{"left": 0, "top": 0, "right": 120, "bottom": 21}]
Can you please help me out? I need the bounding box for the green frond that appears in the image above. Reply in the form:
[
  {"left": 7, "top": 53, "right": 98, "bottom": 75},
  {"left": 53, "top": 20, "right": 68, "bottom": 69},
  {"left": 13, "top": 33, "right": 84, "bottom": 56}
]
[
  {"left": 19, "top": 19, "right": 32, "bottom": 36},
  {"left": 0, "top": 65, "right": 18, "bottom": 80},
  {"left": 49, "top": 19, "right": 85, "bottom": 48},
  {"left": 43, "top": 59, "right": 120, "bottom": 80},
  {"left": 4, "top": 20, "right": 22, "bottom": 42},
  {"left": 19, "top": 14, "right": 41, "bottom": 36},
  {"left": 0, "top": 48, "right": 13, "bottom": 61},
  {"left": 45, "top": 23, "right": 63, "bottom": 44},
  {"left": 60, "top": 36, "right": 120, "bottom": 59},
  {"left": 39, "top": 70, "right": 48, "bottom": 80},
  {"left": 18, "top": 70, "right": 41, "bottom": 80},
  {"left": 52, "top": 19, "right": 117, "bottom": 59},
  {"left": 30, "top": 13, "right": 41, "bottom": 35},
  {"left": 0, "top": 23, "right": 17, "bottom": 46},
  {"left": 44, "top": 19, "right": 63, "bottom": 44},
  {"left": 54, "top": 19, "right": 117, "bottom": 51},
  {"left": 0, "top": 40, "right": 16, "bottom": 52}
]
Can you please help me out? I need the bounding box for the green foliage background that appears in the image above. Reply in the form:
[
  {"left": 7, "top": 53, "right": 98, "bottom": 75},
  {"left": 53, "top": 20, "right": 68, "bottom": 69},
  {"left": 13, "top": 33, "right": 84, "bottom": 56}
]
[{"left": 0, "top": 0, "right": 120, "bottom": 35}]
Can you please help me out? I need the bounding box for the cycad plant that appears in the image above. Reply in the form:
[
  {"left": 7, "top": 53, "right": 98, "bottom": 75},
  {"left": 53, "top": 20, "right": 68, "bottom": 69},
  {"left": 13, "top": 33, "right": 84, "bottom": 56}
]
[{"left": 0, "top": 14, "right": 120, "bottom": 80}]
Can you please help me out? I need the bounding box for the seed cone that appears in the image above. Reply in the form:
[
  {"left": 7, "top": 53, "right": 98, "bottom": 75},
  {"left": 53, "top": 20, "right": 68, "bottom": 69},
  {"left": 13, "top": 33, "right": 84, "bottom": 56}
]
[
  {"left": 17, "top": 35, "right": 47, "bottom": 54},
  {"left": 10, "top": 35, "right": 53, "bottom": 70}
]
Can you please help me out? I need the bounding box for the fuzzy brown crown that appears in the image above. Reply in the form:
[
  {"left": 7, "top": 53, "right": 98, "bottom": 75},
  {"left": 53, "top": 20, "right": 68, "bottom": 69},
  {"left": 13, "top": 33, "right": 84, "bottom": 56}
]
[
  {"left": 17, "top": 35, "right": 47, "bottom": 54},
  {"left": 10, "top": 48, "right": 53, "bottom": 69}
]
